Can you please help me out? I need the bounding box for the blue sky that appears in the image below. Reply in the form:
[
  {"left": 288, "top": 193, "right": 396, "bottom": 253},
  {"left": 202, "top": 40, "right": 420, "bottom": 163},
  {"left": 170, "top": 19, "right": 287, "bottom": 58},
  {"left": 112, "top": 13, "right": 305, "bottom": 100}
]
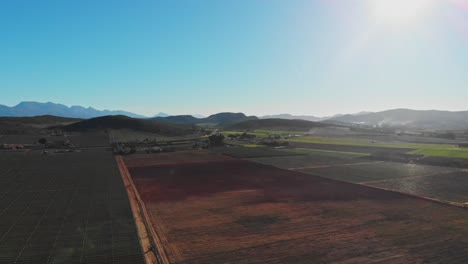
[{"left": 1, "top": 0, "right": 468, "bottom": 117}]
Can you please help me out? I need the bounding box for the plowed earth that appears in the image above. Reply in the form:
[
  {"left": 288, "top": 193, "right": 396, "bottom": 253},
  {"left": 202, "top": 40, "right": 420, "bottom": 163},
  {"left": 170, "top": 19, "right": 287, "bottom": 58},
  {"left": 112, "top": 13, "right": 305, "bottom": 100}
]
[{"left": 125, "top": 151, "right": 468, "bottom": 264}]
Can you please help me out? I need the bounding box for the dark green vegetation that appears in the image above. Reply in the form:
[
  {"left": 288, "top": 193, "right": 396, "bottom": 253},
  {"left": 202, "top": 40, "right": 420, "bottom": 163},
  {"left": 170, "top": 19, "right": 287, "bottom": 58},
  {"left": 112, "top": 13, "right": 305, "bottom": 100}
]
[
  {"left": 0, "top": 149, "right": 144, "bottom": 263},
  {"left": 62, "top": 115, "right": 197, "bottom": 136}
]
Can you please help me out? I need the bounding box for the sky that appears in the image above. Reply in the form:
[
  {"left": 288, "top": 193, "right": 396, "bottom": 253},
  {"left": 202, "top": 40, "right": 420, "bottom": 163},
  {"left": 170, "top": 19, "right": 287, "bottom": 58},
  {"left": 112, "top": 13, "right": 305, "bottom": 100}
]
[{"left": 1, "top": 0, "right": 468, "bottom": 117}]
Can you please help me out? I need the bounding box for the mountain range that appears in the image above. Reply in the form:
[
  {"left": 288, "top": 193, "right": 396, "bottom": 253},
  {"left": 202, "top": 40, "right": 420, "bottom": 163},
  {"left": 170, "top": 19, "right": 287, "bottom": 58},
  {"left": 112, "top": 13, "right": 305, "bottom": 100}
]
[
  {"left": 0, "top": 102, "right": 147, "bottom": 119},
  {"left": 2, "top": 102, "right": 468, "bottom": 130}
]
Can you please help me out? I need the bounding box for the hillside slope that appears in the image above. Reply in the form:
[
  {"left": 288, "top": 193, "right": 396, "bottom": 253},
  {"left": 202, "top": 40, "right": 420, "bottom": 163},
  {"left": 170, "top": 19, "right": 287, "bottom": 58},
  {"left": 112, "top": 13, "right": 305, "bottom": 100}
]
[
  {"left": 0, "top": 115, "right": 81, "bottom": 135},
  {"left": 150, "top": 112, "right": 257, "bottom": 125},
  {"left": 225, "top": 118, "right": 330, "bottom": 131},
  {"left": 62, "top": 115, "right": 197, "bottom": 136},
  {"left": 329, "top": 109, "right": 468, "bottom": 130}
]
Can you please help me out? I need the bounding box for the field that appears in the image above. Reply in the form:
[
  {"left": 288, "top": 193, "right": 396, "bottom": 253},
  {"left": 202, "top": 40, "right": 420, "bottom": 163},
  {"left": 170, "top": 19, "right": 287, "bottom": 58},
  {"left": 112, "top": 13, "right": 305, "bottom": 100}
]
[
  {"left": 65, "top": 132, "right": 110, "bottom": 147},
  {"left": 210, "top": 146, "right": 305, "bottom": 158},
  {"left": 123, "top": 150, "right": 468, "bottom": 263},
  {"left": 0, "top": 149, "right": 144, "bottom": 263},
  {"left": 288, "top": 135, "right": 468, "bottom": 159},
  {"left": 368, "top": 171, "right": 468, "bottom": 204},
  {"left": 250, "top": 149, "right": 468, "bottom": 205},
  {"left": 289, "top": 142, "right": 413, "bottom": 154},
  {"left": 250, "top": 153, "right": 366, "bottom": 169},
  {"left": 108, "top": 129, "right": 204, "bottom": 144},
  {"left": 299, "top": 162, "right": 457, "bottom": 183},
  {"left": 0, "top": 135, "right": 62, "bottom": 145}
]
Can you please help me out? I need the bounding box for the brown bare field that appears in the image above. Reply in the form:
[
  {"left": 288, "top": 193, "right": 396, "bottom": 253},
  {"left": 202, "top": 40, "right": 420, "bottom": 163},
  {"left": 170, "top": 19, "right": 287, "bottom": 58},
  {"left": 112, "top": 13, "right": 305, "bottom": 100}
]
[
  {"left": 124, "top": 151, "right": 468, "bottom": 263},
  {"left": 124, "top": 150, "right": 235, "bottom": 168}
]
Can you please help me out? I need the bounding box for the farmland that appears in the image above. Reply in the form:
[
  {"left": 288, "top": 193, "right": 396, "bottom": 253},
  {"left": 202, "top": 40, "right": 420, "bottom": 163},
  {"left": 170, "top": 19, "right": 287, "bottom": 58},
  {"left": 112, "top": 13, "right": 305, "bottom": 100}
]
[
  {"left": 211, "top": 146, "right": 305, "bottom": 158},
  {"left": 122, "top": 150, "right": 468, "bottom": 263},
  {"left": 3, "top": 118, "right": 468, "bottom": 263},
  {"left": 0, "top": 149, "right": 144, "bottom": 263},
  {"left": 287, "top": 135, "right": 468, "bottom": 159},
  {"left": 249, "top": 148, "right": 468, "bottom": 205}
]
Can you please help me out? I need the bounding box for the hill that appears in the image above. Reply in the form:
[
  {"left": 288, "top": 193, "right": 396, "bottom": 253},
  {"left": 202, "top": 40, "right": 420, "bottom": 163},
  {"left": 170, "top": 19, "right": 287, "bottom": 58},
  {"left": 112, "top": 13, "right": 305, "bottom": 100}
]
[
  {"left": 329, "top": 109, "right": 468, "bottom": 130},
  {"left": 150, "top": 112, "right": 257, "bottom": 125},
  {"left": 0, "top": 101, "right": 146, "bottom": 119},
  {"left": 153, "top": 115, "right": 200, "bottom": 124},
  {"left": 225, "top": 118, "right": 330, "bottom": 131},
  {"left": 0, "top": 115, "right": 81, "bottom": 135},
  {"left": 260, "top": 114, "right": 321, "bottom": 122},
  {"left": 62, "top": 115, "right": 196, "bottom": 136}
]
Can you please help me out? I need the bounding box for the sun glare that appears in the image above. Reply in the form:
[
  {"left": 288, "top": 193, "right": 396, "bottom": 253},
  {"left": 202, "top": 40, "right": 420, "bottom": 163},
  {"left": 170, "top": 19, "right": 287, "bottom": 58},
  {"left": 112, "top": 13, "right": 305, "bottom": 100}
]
[{"left": 370, "top": 0, "right": 437, "bottom": 26}]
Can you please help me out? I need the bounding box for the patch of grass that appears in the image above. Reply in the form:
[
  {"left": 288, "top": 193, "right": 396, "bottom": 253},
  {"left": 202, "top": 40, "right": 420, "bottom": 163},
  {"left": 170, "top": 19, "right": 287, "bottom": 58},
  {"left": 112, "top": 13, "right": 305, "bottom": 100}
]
[
  {"left": 409, "top": 148, "right": 468, "bottom": 159},
  {"left": 242, "top": 144, "right": 264, "bottom": 148},
  {"left": 287, "top": 136, "right": 453, "bottom": 149},
  {"left": 286, "top": 136, "right": 468, "bottom": 159},
  {"left": 254, "top": 130, "right": 306, "bottom": 136},
  {"left": 285, "top": 148, "right": 369, "bottom": 158}
]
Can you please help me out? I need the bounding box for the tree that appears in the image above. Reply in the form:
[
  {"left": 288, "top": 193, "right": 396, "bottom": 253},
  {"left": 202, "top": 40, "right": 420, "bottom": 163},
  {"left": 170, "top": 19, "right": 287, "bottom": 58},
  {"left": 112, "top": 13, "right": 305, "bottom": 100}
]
[{"left": 208, "top": 134, "right": 225, "bottom": 146}]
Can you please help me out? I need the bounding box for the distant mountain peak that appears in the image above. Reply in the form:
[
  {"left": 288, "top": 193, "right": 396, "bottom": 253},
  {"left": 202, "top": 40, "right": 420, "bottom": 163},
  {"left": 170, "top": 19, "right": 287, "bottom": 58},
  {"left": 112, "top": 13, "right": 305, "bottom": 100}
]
[{"left": 0, "top": 101, "right": 147, "bottom": 119}]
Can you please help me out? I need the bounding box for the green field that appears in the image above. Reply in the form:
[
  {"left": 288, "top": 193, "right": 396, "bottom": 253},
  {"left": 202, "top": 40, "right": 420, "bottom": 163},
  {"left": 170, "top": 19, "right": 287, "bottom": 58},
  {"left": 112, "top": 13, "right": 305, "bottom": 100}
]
[
  {"left": 281, "top": 148, "right": 369, "bottom": 158},
  {"left": 288, "top": 136, "right": 468, "bottom": 159},
  {"left": 409, "top": 148, "right": 468, "bottom": 159},
  {"left": 221, "top": 130, "right": 306, "bottom": 139}
]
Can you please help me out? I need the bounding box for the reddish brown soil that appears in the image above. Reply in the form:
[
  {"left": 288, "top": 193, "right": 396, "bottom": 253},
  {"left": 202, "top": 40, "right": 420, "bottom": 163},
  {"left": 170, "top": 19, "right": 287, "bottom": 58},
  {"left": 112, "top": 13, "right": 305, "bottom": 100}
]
[
  {"left": 124, "top": 150, "right": 234, "bottom": 168},
  {"left": 125, "top": 153, "right": 468, "bottom": 264}
]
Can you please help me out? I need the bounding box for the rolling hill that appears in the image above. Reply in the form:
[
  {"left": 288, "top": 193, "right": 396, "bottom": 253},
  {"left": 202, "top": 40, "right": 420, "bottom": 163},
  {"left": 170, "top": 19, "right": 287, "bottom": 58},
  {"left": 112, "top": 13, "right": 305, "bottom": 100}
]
[
  {"left": 329, "top": 109, "right": 468, "bottom": 130},
  {"left": 61, "top": 115, "right": 197, "bottom": 136},
  {"left": 150, "top": 112, "right": 257, "bottom": 125},
  {"left": 260, "top": 114, "right": 322, "bottom": 122},
  {"left": 225, "top": 118, "right": 330, "bottom": 131},
  {"left": 0, "top": 115, "right": 81, "bottom": 135}
]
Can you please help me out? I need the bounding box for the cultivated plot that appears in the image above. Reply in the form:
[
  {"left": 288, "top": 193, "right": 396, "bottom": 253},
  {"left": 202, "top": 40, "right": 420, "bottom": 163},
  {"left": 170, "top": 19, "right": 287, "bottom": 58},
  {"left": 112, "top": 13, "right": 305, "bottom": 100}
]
[
  {"left": 211, "top": 146, "right": 305, "bottom": 158},
  {"left": 125, "top": 153, "right": 468, "bottom": 263},
  {"left": 300, "top": 161, "right": 458, "bottom": 183},
  {"left": 0, "top": 135, "right": 60, "bottom": 145},
  {"left": 0, "top": 150, "right": 144, "bottom": 264},
  {"left": 367, "top": 171, "right": 468, "bottom": 204},
  {"left": 289, "top": 142, "right": 413, "bottom": 154},
  {"left": 124, "top": 150, "right": 234, "bottom": 168},
  {"left": 65, "top": 132, "right": 110, "bottom": 147},
  {"left": 250, "top": 153, "right": 365, "bottom": 170}
]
